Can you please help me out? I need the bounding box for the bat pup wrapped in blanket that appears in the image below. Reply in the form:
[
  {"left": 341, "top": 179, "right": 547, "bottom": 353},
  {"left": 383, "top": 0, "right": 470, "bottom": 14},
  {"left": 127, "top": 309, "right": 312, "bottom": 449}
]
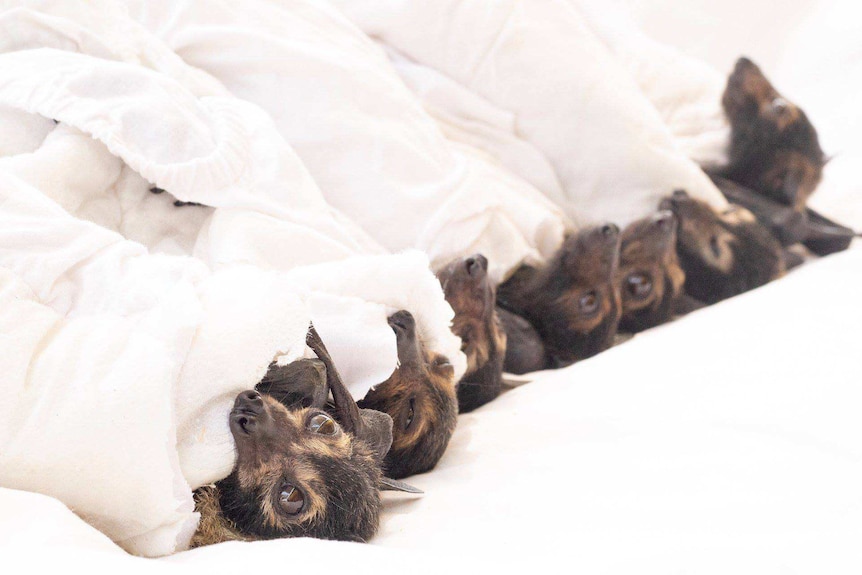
[
  {"left": 359, "top": 310, "right": 458, "bottom": 479},
  {"left": 495, "top": 223, "right": 622, "bottom": 374},
  {"left": 660, "top": 190, "right": 784, "bottom": 305},
  {"left": 710, "top": 57, "right": 857, "bottom": 256},
  {"left": 192, "top": 325, "right": 419, "bottom": 547},
  {"left": 436, "top": 254, "right": 507, "bottom": 413},
  {"left": 616, "top": 210, "right": 686, "bottom": 333}
]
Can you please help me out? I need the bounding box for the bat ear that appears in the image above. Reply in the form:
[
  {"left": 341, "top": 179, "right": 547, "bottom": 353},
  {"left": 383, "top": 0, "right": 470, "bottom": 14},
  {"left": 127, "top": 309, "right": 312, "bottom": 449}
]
[
  {"left": 256, "top": 358, "right": 329, "bottom": 410},
  {"left": 357, "top": 408, "right": 394, "bottom": 464},
  {"left": 379, "top": 477, "right": 424, "bottom": 494}
]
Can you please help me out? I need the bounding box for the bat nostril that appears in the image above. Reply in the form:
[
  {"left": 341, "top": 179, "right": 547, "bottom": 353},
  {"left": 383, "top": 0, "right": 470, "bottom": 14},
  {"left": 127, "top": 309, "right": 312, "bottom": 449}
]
[{"left": 243, "top": 390, "right": 261, "bottom": 401}]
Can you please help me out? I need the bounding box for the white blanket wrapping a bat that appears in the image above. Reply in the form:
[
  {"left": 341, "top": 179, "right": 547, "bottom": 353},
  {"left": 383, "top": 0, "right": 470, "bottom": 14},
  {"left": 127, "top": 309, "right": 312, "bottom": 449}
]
[
  {"left": 0, "top": 1, "right": 465, "bottom": 557},
  {"left": 123, "top": 0, "right": 570, "bottom": 284},
  {"left": 325, "top": 0, "right": 729, "bottom": 225}
]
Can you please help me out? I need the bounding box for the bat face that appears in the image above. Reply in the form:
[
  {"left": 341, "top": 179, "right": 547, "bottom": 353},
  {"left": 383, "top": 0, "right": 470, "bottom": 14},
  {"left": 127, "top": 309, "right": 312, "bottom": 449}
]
[
  {"left": 497, "top": 224, "right": 622, "bottom": 367},
  {"left": 720, "top": 57, "right": 826, "bottom": 210},
  {"left": 661, "top": 190, "right": 785, "bottom": 304},
  {"left": 359, "top": 311, "right": 458, "bottom": 479},
  {"left": 617, "top": 211, "right": 685, "bottom": 332},
  {"left": 437, "top": 254, "right": 507, "bottom": 412},
  {"left": 214, "top": 391, "right": 382, "bottom": 542}
]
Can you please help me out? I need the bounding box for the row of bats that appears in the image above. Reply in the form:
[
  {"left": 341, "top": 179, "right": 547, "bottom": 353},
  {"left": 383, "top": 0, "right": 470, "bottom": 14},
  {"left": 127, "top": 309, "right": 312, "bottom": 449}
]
[{"left": 191, "top": 57, "right": 849, "bottom": 546}]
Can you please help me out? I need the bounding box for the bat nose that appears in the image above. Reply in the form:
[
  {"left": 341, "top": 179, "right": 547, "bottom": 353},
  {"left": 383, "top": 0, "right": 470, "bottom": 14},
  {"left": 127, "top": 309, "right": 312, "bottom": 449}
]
[
  {"left": 601, "top": 223, "right": 619, "bottom": 237},
  {"left": 653, "top": 210, "right": 676, "bottom": 232},
  {"left": 388, "top": 310, "right": 416, "bottom": 336},
  {"left": 235, "top": 390, "right": 263, "bottom": 411},
  {"left": 465, "top": 254, "right": 488, "bottom": 278}
]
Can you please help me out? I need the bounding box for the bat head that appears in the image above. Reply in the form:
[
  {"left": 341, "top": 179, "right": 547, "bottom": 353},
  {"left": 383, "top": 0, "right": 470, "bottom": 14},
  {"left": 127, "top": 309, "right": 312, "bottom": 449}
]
[
  {"left": 437, "top": 254, "right": 507, "bottom": 412},
  {"left": 497, "top": 224, "right": 622, "bottom": 367},
  {"left": 720, "top": 57, "right": 826, "bottom": 210},
  {"left": 617, "top": 211, "right": 685, "bottom": 332},
  {"left": 661, "top": 190, "right": 785, "bottom": 304},
  {"left": 359, "top": 311, "right": 458, "bottom": 479}
]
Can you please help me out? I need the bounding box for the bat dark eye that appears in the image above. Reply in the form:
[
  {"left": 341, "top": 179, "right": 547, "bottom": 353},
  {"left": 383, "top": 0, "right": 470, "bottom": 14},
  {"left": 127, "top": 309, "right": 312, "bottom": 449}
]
[
  {"left": 405, "top": 397, "right": 415, "bottom": 431},
  {"left": 625, "top": 273, "right": 653, "bottom": 300},
  {"left": 308, "top": 413, "right": 337, "bottom": 435},
  {"left": 279, "top": 485, "right": 304, "bottom": 515},
  {"left": 771, "top": 97, "right": 789, "bottom": 114},
  {"left": 709, "top": 236, "right": 721, "bottom": 259},
  {"left": 578, "top": 292, "right": 599, "bottom": 315}
]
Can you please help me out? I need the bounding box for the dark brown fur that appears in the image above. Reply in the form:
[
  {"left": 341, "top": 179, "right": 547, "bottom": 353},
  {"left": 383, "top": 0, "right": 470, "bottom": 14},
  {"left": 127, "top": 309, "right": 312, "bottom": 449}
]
[
  {"left": 617, "top": 211, "right": 685, "bottom": 332},
  {"left": 192, "top": 328, "right": 393, "bottom": 547},
  {"left": 661, "top": 190, "right": 785, "bottom": 304},
  {"left": 715, "top": 57, "right": 826, "bottom": 210},
  {"left": 193, "top": 395, "right": 382, "bottom": 546},
  {"left": 359, "top": 311, "right": 458, "bottom": 479},
  {"left": 496, "top": 224, "right": 622, "bottom": 368},
  {"left": 437, "top": 254, "right": 507, "bottom": 412},
  {"left": 496, "top": 307, "right": 546, "bottom": 375}
]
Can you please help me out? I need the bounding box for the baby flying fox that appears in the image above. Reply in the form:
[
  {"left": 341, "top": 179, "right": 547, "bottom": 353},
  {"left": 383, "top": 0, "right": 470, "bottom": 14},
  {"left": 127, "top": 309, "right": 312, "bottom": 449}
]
[
  {"left": 192, "top": 325, "right": 415, "bottom": 547},
  {"left": 359, "top": 310, "right": 458, "bottom": 479},
  {"left": 437, "top": 254, "right": 507, "bottom": 413},
  {"left": 717, "top": 57, "right": 826, "bottom": 211},
  {"left": 496, "top": 224, "right": 622, "bottom": 369},
  {"left": 661, "top": 190, "right": 785, "bottom": 305},
  {"left": 617, "top": 211, "right": 686, "bottom": 332}
]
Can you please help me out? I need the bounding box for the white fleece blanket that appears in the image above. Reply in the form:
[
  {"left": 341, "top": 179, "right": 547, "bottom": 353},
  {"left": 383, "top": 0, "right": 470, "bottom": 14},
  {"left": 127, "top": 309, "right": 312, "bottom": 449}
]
[
  {"left": 122, "top": 0, "right": 569, "bottom": 284},
  {"left": 0, "top": 1, "right": 465, "bottom": 557},
  {"left": 327, "top": 0, "right": 729, "bottom": 227}
]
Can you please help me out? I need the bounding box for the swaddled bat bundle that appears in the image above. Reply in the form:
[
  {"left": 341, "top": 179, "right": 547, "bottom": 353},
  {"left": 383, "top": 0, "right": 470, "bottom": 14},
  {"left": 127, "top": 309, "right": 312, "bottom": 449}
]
[
  {"left": 192, "top": 326, "right": 419, "bottom": 546},
  {"left": 437, "top": 254, "right": 507, "bottom": 413},
  {"left": 496, "top": 224, "right": 622, "bottom": 373},
  {"left": 709, "top": 58, "right": 857, "bottom": 257}
]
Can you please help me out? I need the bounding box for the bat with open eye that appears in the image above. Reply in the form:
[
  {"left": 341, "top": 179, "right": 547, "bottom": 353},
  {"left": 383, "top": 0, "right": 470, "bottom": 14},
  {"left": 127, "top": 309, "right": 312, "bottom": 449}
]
[
  {"left": 616, "top": 211, "right": 686, "bottom": 333},
  {"left": 711, "top": 57, "right": 827, "bottom": 212},
  {"left": 436, "top": 254, "right": 507, "bottom": 412},
  {"left": 191, "top": 325, "right": 419, "bottom": 547},
  {"left": 660, "top": 190, "right": 785, "bottom": 305},
  {"left": 358, "top": 310, "right": 458, "bottom": 479},
  {"left": 496, "top": 223, "right": 622, "bottom": 369}
]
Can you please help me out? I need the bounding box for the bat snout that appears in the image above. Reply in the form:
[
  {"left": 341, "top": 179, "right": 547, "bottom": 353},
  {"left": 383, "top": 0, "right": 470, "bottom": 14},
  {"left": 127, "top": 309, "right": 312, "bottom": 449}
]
[{"left": 464, "top": 254, "right": 488, "bottom": 279}]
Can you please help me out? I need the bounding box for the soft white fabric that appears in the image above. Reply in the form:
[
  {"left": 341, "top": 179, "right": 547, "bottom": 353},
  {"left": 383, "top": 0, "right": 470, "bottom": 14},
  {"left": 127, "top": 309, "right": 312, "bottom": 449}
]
[
  {"left": 123, "top": 0, "right": 569, "bottom": 283},
  {"left": 328, "top": 0, "right": 728, "bottom": 227},
  {"left": 567, "top": 0, "right": 731, "bottom": 168},
  {"left": 3, "top": 245, "right": 862, "bottom": 572},
  {"left": 0, "top": 1, "right": 467, "bottom": 387},
  {"left": 0, "top": 172, "right": 312, "bottom": 556},
  {"left": 0, "top": 2, "right": 465, "bottom": 556}
]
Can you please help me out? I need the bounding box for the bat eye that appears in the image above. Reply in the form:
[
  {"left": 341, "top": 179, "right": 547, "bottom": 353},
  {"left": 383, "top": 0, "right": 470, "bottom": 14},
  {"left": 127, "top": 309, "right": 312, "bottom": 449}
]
[
  {"left": 405, "top": 397, "right": 416, "bottom": 431},
  {"left": 578, "top": 291, "right": 599, "bottom": 315},
  {"left": 709, "top": 236, "right": 722, "bottom": 259},
  {"left": 308, "top": 413, "right": 337, "bottom": 435},
  {"left": 279, "top": 485, "right": 304, "bottom": 515},
  {"left": 625, "top": 273, "right": 653, "bottom": 300}
]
